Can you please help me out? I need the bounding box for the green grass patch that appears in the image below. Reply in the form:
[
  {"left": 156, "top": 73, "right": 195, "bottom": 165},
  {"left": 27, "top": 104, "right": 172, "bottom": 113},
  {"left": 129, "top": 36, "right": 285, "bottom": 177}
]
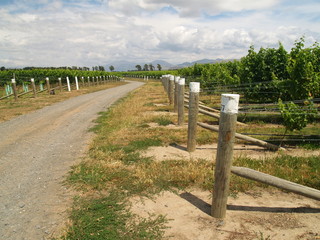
[
  {"left": 231, "top": 155, "right": 320, "bottom": 192},
  {"left": 153, "top": 116, "right": 172, "bottom": 126},
  {"left": 62, "top": 191, "right": 167, "bottom": 240}
]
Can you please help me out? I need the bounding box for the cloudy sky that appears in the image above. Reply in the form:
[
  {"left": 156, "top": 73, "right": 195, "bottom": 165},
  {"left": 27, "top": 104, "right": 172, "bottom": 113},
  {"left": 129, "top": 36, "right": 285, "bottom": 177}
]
[{"left": 0, "top": 0, "right": 319, "bottom": 68}]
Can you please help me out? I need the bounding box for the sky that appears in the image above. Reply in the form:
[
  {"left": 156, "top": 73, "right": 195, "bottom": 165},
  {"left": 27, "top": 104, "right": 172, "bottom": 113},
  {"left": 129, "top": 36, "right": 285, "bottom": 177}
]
[{"left": 0, "top": 0, "right": 320, "bottom": 68}]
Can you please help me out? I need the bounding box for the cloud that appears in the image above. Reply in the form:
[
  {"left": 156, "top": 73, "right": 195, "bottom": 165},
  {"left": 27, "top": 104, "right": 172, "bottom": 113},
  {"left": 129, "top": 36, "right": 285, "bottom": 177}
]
[{"left": 0, "top": 0, "right": 319, "bottom": 67}]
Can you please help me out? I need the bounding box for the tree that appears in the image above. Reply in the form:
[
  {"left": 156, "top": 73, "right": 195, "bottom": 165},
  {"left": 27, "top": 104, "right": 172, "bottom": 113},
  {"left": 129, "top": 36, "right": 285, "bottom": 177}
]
[
  {"left": 99, "top": 66, "right": 105, "bottom": 71},
  {"left": 157, "top": 64, "right": 162, "bottom": 71},
  {"left": 109, "top": 65, "right": 115, "bottom": 72},
  {"left": 135, "top": 65, "right": 142, "bottom": 71},
  {"left": 143, "top": 64, "right": 149, "bottom": 71},
  {"left": 1, "top": 66, "right": 6, "bottom": 71},
  {"left": 149, "top": 64, "right": 155, "bottom": 71}
]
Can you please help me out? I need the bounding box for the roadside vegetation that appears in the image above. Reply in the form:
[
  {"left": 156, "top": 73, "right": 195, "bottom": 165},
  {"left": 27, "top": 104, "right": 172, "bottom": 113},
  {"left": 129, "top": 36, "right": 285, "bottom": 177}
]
[{"left": 0, "top": 82, "right": 126, "bottom": 123}]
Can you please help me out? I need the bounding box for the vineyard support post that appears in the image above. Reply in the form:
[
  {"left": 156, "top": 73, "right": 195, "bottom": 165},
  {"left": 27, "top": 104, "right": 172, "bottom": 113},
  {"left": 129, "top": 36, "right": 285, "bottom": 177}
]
[
  {"left": 81, "top": 77, "right": 84, "bottom": 87},
  {"left": 87, "top": 76, "right": 90, "bottom": 87},
  {"left": 75, "top": 76, "right": 79, "bottom": 90},
  {"left": 66, "top": 77, "right": 71, "bottom": 91},
  {"left": 46, "top": 77, "right": 51, "bottom": 94},
  {"left": 31, "top": 78, "right": 37, "bottom": 97},
  {"left": 174, "top": 76, "right": 180, "bottom": 112},
  {"left": 165, "top": 76, "right": 169, "bottom": 95},
  {"left": 58, "top": 78, "right": 62, "bottom": 92},
  {"left": 169, "top": 75, "right": 174, "bottom": 105},
  {"left": 11, "top": 78, "right": 18, "bottom": 101},
  {"left": 178, "top": 78, "right": 185, "bottom": 126},
  {"left": 212, "top": 94, "right": 240, "bottom": 219},
  {"left": 187, "top": 82, "right": 200, "bottom": 152}
]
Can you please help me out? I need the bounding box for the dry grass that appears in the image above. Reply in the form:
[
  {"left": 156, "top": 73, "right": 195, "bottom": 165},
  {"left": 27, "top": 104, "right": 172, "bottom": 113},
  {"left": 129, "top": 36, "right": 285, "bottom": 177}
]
[{"left": 0, "top": 82, "right": 127, "bottom": 123}]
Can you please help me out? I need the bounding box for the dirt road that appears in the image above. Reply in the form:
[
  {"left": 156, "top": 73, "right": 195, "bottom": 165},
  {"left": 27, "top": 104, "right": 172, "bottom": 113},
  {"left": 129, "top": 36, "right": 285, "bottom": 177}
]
[{"left": 0, "top": 81, "right": 144, "bottom": 240}]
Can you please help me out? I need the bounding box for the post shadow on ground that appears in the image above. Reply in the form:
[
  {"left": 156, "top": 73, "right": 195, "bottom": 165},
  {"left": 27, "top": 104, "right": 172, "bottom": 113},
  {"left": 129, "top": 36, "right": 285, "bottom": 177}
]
[
  {"left": 169, "top": 143, "right": 266, "bottom": 152},
  {"left": 179, "top": 192, "right": 320, "bottom": 216}
]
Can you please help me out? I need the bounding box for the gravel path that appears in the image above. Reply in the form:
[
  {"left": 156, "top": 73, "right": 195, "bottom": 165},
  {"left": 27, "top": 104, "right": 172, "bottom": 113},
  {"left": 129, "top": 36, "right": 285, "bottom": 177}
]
[{"left": 0, "top": 81, "right": 144, "bottom": 240}]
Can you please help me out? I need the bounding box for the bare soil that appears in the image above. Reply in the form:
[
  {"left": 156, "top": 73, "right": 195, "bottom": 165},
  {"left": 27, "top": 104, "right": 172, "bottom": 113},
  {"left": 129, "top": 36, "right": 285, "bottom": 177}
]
[
  {"left": 0, "top": 81, "right": 144, "bottom": 240},
  {"left": 131, "top": 188, "right": 320, "bottom": 240}
]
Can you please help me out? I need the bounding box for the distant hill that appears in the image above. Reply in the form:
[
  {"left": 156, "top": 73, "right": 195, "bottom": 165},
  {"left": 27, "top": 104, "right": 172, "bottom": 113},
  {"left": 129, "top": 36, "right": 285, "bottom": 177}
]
[{"left": 105, "top": 58, "right": 233, "bottom": 72}]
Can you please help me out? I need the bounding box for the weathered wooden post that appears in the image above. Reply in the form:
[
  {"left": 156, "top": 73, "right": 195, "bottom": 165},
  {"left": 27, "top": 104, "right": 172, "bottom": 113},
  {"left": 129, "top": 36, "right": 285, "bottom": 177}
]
[
  {"left": 212, "top": 94, "right": 240, "bottom": 219},
  {"left": 187, "top": 82, "right": 200, "bottom": 152},
  {"left": 75, "top": 76, "right": 79, "bottom": 90},
  {"left": 46, "top": 77, "right": 51, "bottom": 94},
  {"left": 66, "top": 77, "right": 71, "bottom": 91},
  {"left": 87, "top": 76, "right": 90, "bottom": 86},
  {"left": 11, "top": 78, "right": 18, "bottom": 101},
  {"left": 177, "top": 78, "right": 185, "bottom": 126},
  {"left": 58, "top": 77, "right": 62, "bottom": 92},
  {"left": 174, "top": 76, "right": 180, "bottom": 112},
  {"left": 169, "top": 75, "right": 175, "bottom": 105},
  {"left": 31, "top": 78, "right": 37, "bottom": 97}
]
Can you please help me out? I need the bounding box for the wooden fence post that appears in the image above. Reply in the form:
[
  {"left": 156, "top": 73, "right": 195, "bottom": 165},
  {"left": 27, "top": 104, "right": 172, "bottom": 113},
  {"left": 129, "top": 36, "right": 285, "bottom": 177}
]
[
  {"left": 178, "top": 78, "right": 185, "bottom": 126},
  {"left": 169, "top": 75, "right": 174, "bottom": 105},
  {"left": 58, "top": 78, "right": 62, "bottom": 92},
  {"left": 66, "top": 77, "right": 71, "bottom": 92},
  {"left": 212, "top": 94, "right": 240, "bottom": 219},
  {"left": 46, "top": 77, "right": 51, "bottom": 94},
  {"left": 31, "top": 78, "right": 37, "bottom": 97},
  {"left": 174, "top": 76, "right": 180, "bottom": 112},
  {"left": 87, "top": 76, "right": 90, "bottom": 86},
  {"left": 11, "top": 78, "right": 18, "bottom": 101},
  {"left": 75, "top": 76, "right": 79, "bottom": 90},
  {"left": 187, "top": 82, "right": 200, "bottom": 152}
]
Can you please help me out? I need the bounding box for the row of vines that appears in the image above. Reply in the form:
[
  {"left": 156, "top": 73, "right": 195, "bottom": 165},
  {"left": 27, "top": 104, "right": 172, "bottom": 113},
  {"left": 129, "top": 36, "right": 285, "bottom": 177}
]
[
  {"left": 177, "top": 38, "right": 319, "bottom": 132},
  {"left": 178, "top": 38, "right": 320, "bottom": 103},
  {"left": 0, "top": 69, "right": 118, "bottom": 86}
]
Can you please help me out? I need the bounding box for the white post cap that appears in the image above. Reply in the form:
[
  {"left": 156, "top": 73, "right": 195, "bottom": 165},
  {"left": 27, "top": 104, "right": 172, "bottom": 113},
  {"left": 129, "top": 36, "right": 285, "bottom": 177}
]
[
  {"left": 189, "top": 82, "right": 200, "bottom": 93},
  {"left": 179, "top": 78, "right": 185, "bottom": 85},
  {"left": 169, "top": 75, "right": 175, "bottom": 81},
  {"left": 11, "top": 78, "right": 16, "bottom": 83},
  {"left": 30, "top": 78, "right": 34, "bottom": 82},
  {"left": 174, "top": 76, "right": 180, "bottom": 83},
  {"left": 46, "top": 77, "right": 49, "bottom": 80},
  {"left": 221, "top": 94, "right": 240, "bottom": 114}
]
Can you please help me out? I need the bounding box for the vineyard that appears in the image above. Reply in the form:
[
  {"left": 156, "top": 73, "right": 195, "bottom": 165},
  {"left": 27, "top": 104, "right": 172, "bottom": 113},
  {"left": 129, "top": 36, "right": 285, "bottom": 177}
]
[
  {"left": 175, "top": 38, "right": 320, "bottom": 136},
  {"left": 0, "top": 69, "right": 121, "bottom": 100}
]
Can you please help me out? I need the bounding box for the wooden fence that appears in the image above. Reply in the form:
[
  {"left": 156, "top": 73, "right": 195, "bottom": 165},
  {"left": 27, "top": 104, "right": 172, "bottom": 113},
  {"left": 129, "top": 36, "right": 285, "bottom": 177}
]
[{"left": 160, "top": 74, "right": 320, "bottom": 219}]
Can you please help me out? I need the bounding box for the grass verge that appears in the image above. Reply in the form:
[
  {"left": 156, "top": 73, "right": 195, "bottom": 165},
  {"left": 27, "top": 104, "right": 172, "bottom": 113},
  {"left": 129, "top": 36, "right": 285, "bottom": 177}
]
[{"left": 0, "top": 82, "right": 126, "bottom": 123}]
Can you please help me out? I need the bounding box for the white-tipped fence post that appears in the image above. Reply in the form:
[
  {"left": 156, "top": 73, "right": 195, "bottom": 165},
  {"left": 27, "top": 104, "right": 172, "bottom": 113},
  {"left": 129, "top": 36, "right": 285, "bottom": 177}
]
[
  {"left": 58, "top": 77, "right": 62, "bottom": 92},
  {"left": 11, "top": 78, "right": 18, "bottom": 101},
  {"left": 174, "top": 76, "right": 180, "bottom": 112},
  {"left": 31, "top": 78, "right": 37, "bottom": 97},
  {"left": 169, "top": 75, "right": 175, "bottom": 105},
  {"left": 75, "top": 76, "right": 79, "bottom": 90},
  {"left": 87, "top": 76, "right": 90, "bottom": 86},
  {"left": 178, "top": 78, "right": 185, "bottom": 126},
  {"left": 212, "top": 94, "right": 240, "bottom": 219},
  {"left": 187, "top": 82, "right": 200, "bottom": 152},
  {"left": 66, "top": 77, "right": 71, "bottom": 92},
  {"left": 46, "top": 77, "right": 51, "bottom": 94}
]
